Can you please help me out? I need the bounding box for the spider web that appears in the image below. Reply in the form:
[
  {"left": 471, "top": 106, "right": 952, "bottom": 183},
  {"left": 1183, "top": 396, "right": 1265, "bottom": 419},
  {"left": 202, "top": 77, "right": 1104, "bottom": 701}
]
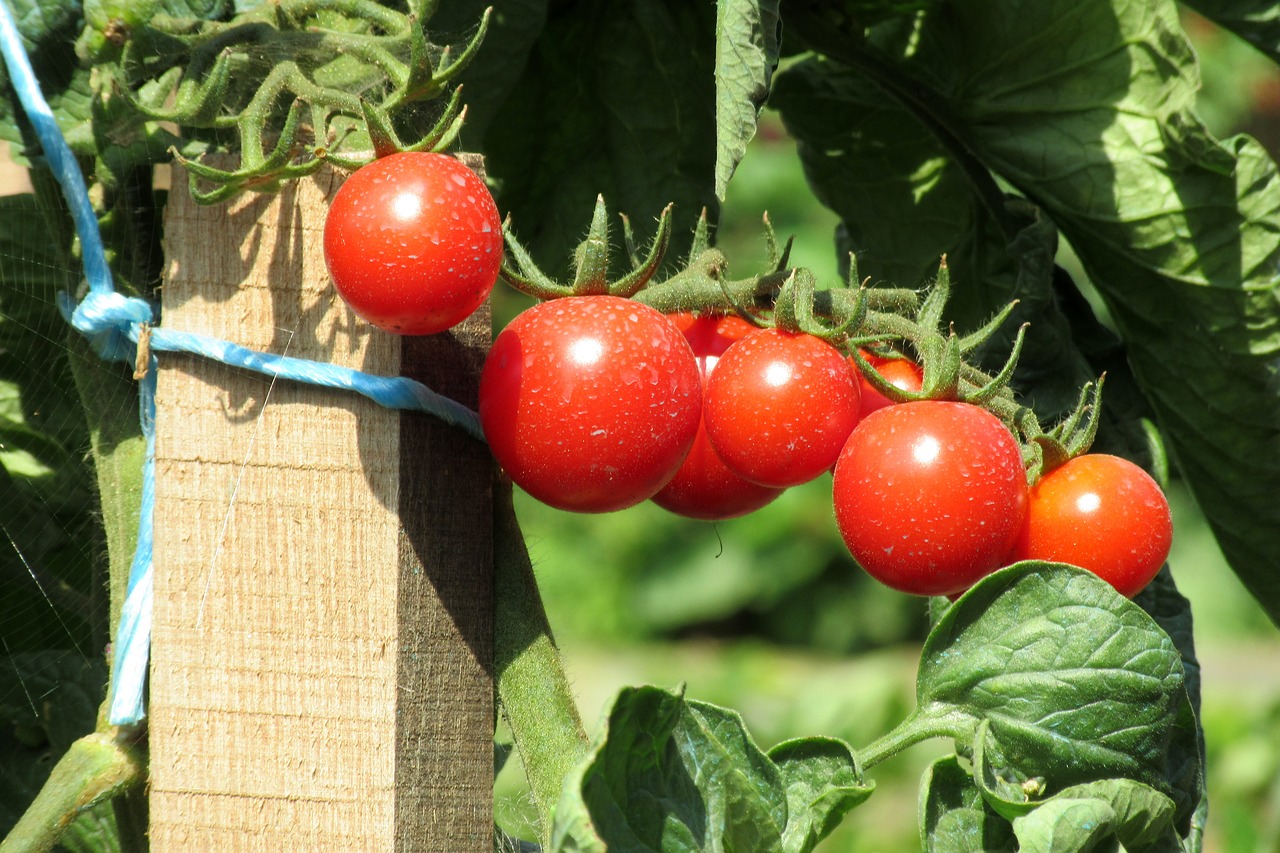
[{"left": 0, "top": 143, "right": 125, "bottom": 848}]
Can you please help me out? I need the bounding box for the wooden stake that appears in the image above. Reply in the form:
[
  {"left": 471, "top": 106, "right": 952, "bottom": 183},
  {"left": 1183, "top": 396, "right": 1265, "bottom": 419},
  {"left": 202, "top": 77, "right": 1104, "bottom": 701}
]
[{"left": 149, "top": 162, "right": 493, "bottom": 851}]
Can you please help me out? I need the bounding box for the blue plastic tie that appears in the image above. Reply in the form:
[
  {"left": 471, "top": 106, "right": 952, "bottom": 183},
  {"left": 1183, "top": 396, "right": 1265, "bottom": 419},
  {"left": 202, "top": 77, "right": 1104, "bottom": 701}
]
[{"left": 0, "top": 3, "right": 485, "bottom": 727}]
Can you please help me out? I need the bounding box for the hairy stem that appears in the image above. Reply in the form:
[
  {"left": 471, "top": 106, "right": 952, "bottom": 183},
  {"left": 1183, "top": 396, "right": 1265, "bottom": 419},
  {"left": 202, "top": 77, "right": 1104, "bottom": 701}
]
[
  {"left": 857, "top": 710, "right": 973, "bottom": 771},
  {"left": 493, "top": 474, "right": 590, "bottom": 846},
  {"left": 0, "top": 731, "right": 144, "bottom": 853}
]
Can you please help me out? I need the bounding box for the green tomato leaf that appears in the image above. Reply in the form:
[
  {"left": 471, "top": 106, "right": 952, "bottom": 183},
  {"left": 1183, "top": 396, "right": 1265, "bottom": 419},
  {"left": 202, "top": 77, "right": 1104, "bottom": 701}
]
[
  {"left": 913, "top": 562, "right": 1201, "bottom": 833},
  {"left": 482, "top": 1, "right": 718, "bottom": 279},
  {"left": 799, "top": 0, "right": 1280, "bottom": 625},
  {"left": 770, "top": 64, "right": 969, "bottom": 291},
  {"left": 0, "top": 195, "right": 95, "bottom": 653},
  {"left": 974, "top": 721, "right": 1182, "bottom": 851},
  {"left": 0, "top": 0, "right": 93, "bottom": 162},
  {"left": 1055, "top": 781, "right": 1180, "bottom": 852},
  {"left": 767, "top": 737, "right": 873, "bottom": 853},
  {"left": 997, "top": 777, "right": 1176, "bottom": 852},
  {"left": 838, "top": 0, "right": 943, "bottom": 28},
  {"left": 714, "top": 0, "right": 781, "bottom": 201},
  {"left": 1141, "top": 569, "right": 1210, "bottom": 849},
  {"left": 551, "top": 685, "right": 869, "bottom": 852},
  {"left": 1009, "top": 797, "right": 1119, "bottom": 853},
  {"left": 918, "top": 755, "right": 1015, "bottom": 853},
  {"left": 770, "top": 57, "right": 1159, "bottom": 465},
  {"left": 429, "top": 0, "right": 549, "bottom": 148}
]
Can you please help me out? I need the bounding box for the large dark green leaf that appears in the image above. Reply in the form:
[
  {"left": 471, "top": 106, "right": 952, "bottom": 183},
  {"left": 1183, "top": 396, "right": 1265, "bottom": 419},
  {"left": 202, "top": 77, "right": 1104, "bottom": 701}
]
[
  {"left": 778, "top": 0, "right": 1280, "bottom": 624},
  {"left": 770, "top": 65, "right": 970, "bottom": 291},
  {"left": 771, "top": 62, "right": 1157, "bottom": 462},
  {"left": 0, "top": 0, "right": 93, "bottom": 160},
  {"left": 429, "top": 0, "right": 549, "bottom": 148},
  {"left": 550, "top": 686, "right": 871, "bottom": 852},
  {"left": 482, "top": 1, "right": 719, "bottom": 279},
  {"left": 913, "top": 563, "right": 1202, "bottom": 832}
]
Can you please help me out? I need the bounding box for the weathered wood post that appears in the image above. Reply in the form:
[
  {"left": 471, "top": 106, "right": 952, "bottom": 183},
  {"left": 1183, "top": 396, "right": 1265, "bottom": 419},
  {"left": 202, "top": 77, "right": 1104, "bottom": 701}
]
[{"left": 148, "top": 162, "right": 493, "bottom": 850}]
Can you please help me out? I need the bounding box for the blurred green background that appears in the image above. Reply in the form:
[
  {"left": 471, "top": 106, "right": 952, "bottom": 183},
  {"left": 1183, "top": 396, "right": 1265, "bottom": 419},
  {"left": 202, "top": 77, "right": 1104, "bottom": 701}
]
[{"left": 494, "top": 10, "right": 1280, "bottom": 852}]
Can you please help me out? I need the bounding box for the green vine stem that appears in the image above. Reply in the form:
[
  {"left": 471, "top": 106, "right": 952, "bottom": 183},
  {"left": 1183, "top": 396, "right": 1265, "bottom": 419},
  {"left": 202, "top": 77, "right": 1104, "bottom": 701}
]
[
  {"left": 856, "top": 710, "right": 974, "bottom": 771},
  {"left": 493, "top": 473, "right": 590, "bottom": 846},
  {"left": 0, "top": 730, "right": 145, "bottom": 853}
]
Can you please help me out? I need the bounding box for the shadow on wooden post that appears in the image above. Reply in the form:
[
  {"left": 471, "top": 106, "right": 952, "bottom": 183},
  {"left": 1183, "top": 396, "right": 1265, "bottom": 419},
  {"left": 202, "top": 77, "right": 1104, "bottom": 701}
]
[{"left": 150, "top": 160, "right": 493, "bottom": 851}]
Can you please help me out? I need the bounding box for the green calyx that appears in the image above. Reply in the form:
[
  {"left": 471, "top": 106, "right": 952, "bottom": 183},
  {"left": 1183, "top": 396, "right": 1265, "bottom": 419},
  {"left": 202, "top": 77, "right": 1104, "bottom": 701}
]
[
  {"left": 500, "top": 196, "right": 675, "bottom": 299},
  {"left": 103, "top": 1, "right": 491, "bottom": 204},
  {"left": 1021, "top": 377, "right": 1107, "bottom": 483},
  {"left": 501, "top": 200, "right": 1110, "bottom": 486}
]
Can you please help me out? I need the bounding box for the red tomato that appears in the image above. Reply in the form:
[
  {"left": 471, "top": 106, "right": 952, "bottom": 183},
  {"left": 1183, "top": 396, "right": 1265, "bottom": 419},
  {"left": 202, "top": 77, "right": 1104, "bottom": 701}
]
[
  {"left": 703, "top": 328, "right": 861, "bottom": 488},
  {"left": 323, "top": 151, "right": 503, "bottom": 335},
  {"left": 855, "top": 354, "right": 924, "bottom": 418},
  {"left": 478, "top": 296, "right": 702, "bottom": 513},
  {"left": 651, "top": 314, "right": 785, "bottom": 520},
  {"left": 832, "top": 401, "right": 1029, "bottom": 596},
  {"left": 1010, "top": 454, "right": 1172, "bottom": 597}
]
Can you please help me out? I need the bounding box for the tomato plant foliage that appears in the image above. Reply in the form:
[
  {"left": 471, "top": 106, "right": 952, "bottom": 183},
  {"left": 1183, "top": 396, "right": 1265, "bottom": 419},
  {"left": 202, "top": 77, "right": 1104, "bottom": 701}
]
[{"left": 8, "top": 0, "right": 1280, "bottom": 849}]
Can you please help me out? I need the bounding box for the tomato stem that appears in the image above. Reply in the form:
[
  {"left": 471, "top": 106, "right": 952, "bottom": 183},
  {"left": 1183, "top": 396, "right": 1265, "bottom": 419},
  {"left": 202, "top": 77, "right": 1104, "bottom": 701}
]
[
  {"left": 120, "top": 0, "right": 488, "bottom": 203},
  {"left": 493, "top": 474, "right": 590, "bottom": 846},
  {"left": 0, "top": 730, "right": 145, "bottom": 853},
  {"left": 857, "top": 710, "right": 973, "bottom": 771}
]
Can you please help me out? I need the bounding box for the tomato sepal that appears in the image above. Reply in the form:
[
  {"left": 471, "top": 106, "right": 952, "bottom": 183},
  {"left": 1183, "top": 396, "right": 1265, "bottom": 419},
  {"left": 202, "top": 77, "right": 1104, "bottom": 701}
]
[{"left": 499, "top": 195, "right": 675, "bottom": 301}]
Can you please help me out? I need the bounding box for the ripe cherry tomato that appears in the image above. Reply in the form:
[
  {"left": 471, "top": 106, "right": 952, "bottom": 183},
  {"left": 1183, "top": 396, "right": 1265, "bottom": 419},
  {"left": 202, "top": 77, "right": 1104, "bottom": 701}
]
[
  {"left": 323, "top": 151, "right": 503, "bottom": 335},
  {"left": 832, "top": 401, "right": 1029, "bottom": 596},
  {"left": 703, "top": 328, "right": 861, "bottom": 488},
  {"left": 651, "top": 314, "right": 785, "bottom": 520},
  {"left": 1010, "top": 454, "right": 1172, "bottom": 597},
  {"left": 855, "top": 354, "right": 924, "bottom": 419},
  {"left": 478, "top": 296, "right": 702, "bottom": 513}
]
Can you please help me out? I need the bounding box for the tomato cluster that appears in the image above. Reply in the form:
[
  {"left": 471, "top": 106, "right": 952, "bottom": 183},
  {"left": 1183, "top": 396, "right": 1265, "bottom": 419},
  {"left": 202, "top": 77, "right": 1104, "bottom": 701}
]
[
  {"left": 321, "top": 154, "right": 1172, "bottom": 601},
  {"left": 477, "top": 302, "right": 1172, "bottom": 600}
]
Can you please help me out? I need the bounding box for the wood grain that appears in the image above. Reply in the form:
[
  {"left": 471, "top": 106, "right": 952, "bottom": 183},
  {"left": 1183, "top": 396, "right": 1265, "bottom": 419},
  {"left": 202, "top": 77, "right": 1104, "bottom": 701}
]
[{"left": 150, "top": 162, "right": 492, "bottom": 851}]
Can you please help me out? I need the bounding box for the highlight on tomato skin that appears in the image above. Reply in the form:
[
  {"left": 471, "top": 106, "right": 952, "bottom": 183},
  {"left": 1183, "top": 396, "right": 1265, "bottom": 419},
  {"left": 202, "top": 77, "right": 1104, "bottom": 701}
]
[
  {"left": 832, "top": 400, "right": 1030, "bottom": 597},
  {"left": 651, "top": 314, "right": 785, "bottom": 520},
  {"left": 1009, "top": 453, "right": 1173, "bottom": 598},
  {"left": 478, "top": 296, "right": 703, "bottom": 514},
  {"left": 703, "top": 327, "right": 862, "bottom": 489},
  {"left": 323, "top": 151, "right": 503, "bottom": 336}
]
